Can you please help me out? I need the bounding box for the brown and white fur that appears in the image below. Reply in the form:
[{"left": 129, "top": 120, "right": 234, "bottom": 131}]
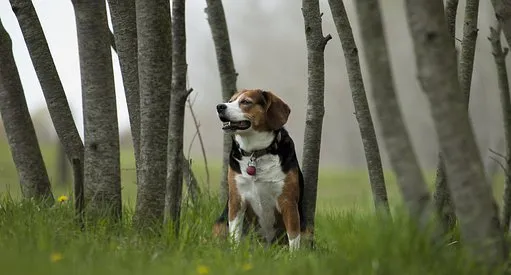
[{"left": 212, "top": 89, "right": 306, "bottom": 251}]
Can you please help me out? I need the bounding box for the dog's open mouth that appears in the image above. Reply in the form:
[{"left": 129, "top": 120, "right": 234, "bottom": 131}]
[{"left": 222, "top": 120, "right": 251, "bottom": 131}]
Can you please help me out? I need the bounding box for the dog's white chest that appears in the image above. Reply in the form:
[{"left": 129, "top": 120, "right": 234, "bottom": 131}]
[{"left": 235, "top": 154, "right": 286, "bottom": 241}]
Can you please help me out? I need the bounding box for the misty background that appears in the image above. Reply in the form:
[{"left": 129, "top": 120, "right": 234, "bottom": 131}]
[{"left": 0, "top": 0, "right": 504, "bottom": 171}]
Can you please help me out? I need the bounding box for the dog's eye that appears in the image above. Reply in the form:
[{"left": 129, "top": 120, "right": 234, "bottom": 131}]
[{"left": 240, "top": 99, "right": 252, "bottom": 105}]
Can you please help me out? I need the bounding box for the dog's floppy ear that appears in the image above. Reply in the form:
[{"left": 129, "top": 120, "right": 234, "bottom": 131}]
[{"left": 261, "top": 90, "right": 290, "bottom": 130}]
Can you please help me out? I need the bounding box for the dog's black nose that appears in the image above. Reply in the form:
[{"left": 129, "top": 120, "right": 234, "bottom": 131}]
[{"left": 216, "top": 104, "right": 227, "bottom": 113}]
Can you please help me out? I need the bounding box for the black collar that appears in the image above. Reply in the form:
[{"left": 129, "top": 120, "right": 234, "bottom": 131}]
[{"left": 235, "top": 130, "right": 282, "bottom": 158}]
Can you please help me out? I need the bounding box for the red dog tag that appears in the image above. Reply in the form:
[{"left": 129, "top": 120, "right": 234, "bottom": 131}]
[
  {"left": 247, "top": 157, "right": 256, "bottom": 176},
  {"left": 246, "top": 165, "right": 256, "bottom": 176}
]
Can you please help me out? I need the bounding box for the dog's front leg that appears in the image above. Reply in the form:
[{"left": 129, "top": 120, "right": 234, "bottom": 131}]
[
  {"left": 278, "top": 197, "right": 301, "bottom": 252},
  {"left": 228, "top": 194, "right": 245, "bottom": 245}
]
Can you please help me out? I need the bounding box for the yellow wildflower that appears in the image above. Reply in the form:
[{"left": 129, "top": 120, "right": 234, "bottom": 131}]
[
  {"left": 242, "top": 263, "right": 253, "bottom": 271},
  {"left": 57, "top": 195, "right": 69, "bottom": 203},
  {"left": 50, "top": 252, "right": 63, "bottom": 263},
  {"left": 196, "top": 265, "right": 209, "bottom": 275}
]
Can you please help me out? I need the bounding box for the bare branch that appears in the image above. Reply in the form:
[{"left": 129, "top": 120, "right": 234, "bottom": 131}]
[
  {"left": 489, "top": 147, "right": 506, "bottom": 160},
  {"left": 187, "top": 92, "right": 211, "bottom": 196}
]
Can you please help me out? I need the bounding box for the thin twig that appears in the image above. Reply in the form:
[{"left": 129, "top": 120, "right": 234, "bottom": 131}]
[
  {"left": 186, "top": 91, "right": 211, "bottom": 196},
  {"left": 489, "top": 148, "right": 507, "bottom": 160},
  {"left": 490, "top": 156, "right": 508, "bottom": 174}
]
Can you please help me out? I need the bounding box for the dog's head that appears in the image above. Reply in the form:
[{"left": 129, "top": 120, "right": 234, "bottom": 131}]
[{"left": 216, "top": 89, "right": 290, "bottom": 134}]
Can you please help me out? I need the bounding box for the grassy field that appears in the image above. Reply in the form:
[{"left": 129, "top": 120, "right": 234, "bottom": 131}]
[{"left": 0, "top": 141, "right": 508, "bottom": 274}]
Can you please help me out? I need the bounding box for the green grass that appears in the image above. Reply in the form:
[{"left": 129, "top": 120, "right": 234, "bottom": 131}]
[
  {"left": 0, "top": 141, "right": 509, "bottom": 274},
  {"left": 0, "top": 196, "right": 493, "bottom": 275}
]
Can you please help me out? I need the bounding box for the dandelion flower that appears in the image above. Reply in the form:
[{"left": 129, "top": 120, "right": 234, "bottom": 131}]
[
  {"left": 242, "top": 263, "right": 253, "bottom": 271},
  {"left": 196, "top": 264, "right": 209, "bottom": 275},
  {"left": 50, "top": 252, "right": 63, "bottom": 263},
  {"left": 57, "top": 195, "right": 68, "bottom": 203}
]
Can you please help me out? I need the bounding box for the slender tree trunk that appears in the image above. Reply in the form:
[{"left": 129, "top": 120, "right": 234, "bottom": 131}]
[
  {"left": 301, "top": 0, "right": 332, "bottom": 241},
  {"left": 445, "top": 0, "right": 459, "bottom": 40},
  {"left": 164, "top": 0, "right": 189, "bottom": 234},
  {"left": 133, "top": 0, "right": 172, "bottom": 229},
  {"left": 489, "top": 22, "right": 511, "bottom": 233},
  {"left": 490, "top": 0, "right": 511, "bottom": 47},
  {"left": 404, "top": 0, "right": 508, "bottom": 267},
  {"left": 353, "top": 1, "right": 433, "bottom": 226},
  {"left": 205, "top": 0, "right": 238, "bottom": 202},
  {"left": 9, "top": 0, "right": 84, "bottom": 201},
  {"left": 107, "top": 0, "right": 140, "bottom": 181},
  {"left": 433, "top": 155, "right": 457, "bottom": 234},
  {"left": 0, "top": 19, "right": 54, "bottom": 205},
  {"left": 458, "top": 0, "right": 479, "bottom": 101},
  {"left": 72, "top": 0, "right": 121, "bottom": 220},
  {"left": 327, "top": 0, "right": 390, "bottom": 216},
  {"left": 433, "top": 0, "right": 461, "bottom": 236}
]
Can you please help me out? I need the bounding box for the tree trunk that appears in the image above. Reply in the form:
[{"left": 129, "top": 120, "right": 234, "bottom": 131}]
[
  {"left": 9, "top": 0, "right": 84, "bottom": 198},
  {"left": 353, "top": 0, "right": 433, "bottom": 225},
  {"left": 489, "top": 22, "right": 511, "bottom": 233},
  {"left": 490, "top": 0, "right": 511, "bottom": 47},
  {"left": 433, "top": 0, "right": 461, "bottom": 236},
  {"left": 0, "top": 19, "right": 54, "bottom": 205},
  {"left": 458, "top": 0, "right": 479, "bottom": 101},
  {"left": 404, "top": 0, "right": 508, "bottom": 267},
  {"left": 445, "top": 0, "right": 459, "bottom": 40},
  {"left": 327, "top": 0, "right": 390, "bottom": 216},
  {"left": 71, "top": 0, "right": 121, "bottom": 220},
  {"left": 301, "top": 0, "right": 332, "bottom": 240},
  {"left": 205, "top": 0, "right": 238, "bottom": 202},
  {"left": 133, "top": 0, "right": 172, "bottom": 229},
  {"left": 164, "top": 0, "right": 189, "bottom": 234},
  {"left": 107, "top": 0, "right": 140, "bottom": 181},
  {"left": 433, "top": 155, "right": 457, "bottom": 234}
]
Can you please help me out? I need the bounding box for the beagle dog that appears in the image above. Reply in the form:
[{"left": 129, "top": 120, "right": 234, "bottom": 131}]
[{"left": 212, "top": 89, "right": 305, "bottom": 251}]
